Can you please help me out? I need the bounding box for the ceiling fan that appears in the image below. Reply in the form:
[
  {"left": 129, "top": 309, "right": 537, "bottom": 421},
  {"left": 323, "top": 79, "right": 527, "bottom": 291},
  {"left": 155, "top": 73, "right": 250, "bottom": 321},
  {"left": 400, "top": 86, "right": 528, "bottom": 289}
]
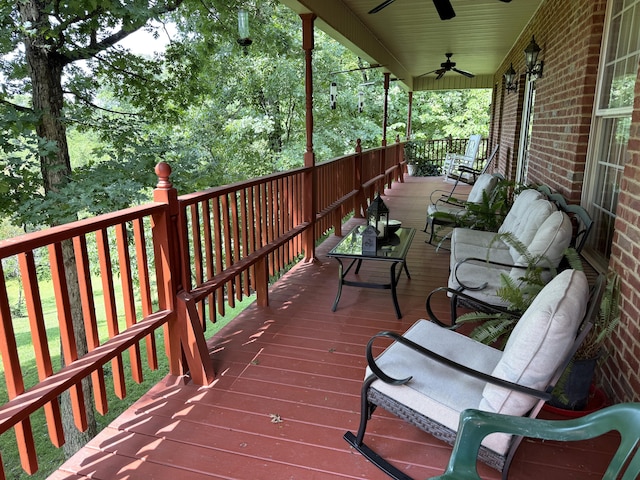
[
  {"left": 419, "top": 53, "right": 474, "bottom": 79},
  {"left": 368, "top": 0, "right": 513, "bottom": 19}
]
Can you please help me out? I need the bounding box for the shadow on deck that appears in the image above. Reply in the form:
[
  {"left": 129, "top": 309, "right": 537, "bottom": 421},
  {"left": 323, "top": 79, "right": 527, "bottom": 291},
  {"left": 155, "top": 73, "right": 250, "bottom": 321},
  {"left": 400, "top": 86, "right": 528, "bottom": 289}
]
[{"left": 50, "top": 176, "right": 617, "bottom": 480}]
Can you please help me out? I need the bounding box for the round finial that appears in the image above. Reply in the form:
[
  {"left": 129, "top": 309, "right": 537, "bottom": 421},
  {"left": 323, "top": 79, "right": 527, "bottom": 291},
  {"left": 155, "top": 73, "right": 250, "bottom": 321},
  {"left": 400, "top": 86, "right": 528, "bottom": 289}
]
[
  {"left": 356, "top": 138, "right": 362, "bottom": 152},
  {"left": 155, "top": 162, "right": 172, "bottom": 189}
]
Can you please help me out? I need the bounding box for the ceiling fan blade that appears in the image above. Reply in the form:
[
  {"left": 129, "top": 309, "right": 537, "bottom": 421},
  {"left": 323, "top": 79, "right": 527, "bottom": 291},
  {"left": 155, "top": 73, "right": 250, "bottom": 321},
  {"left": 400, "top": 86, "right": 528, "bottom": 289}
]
[
  {"left": 369, "top": 0, "right": 396, "bottom": 14},
  {"left": 452, "top": 67, "right": 475, "bottom": 78},
  {"left": 417, "top": 69, "right": 439, "bottom": 78},
  {"left": 435, "top": 70, "right": 447, "bottom": 80},
  {"left": 433, "top": 0, "right": 456, "bottom": 20}
]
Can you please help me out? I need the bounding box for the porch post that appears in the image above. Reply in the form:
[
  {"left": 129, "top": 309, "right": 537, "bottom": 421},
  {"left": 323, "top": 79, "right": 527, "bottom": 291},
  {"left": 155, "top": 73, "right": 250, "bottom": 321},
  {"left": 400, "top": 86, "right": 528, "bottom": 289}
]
[
  {"left": 378, "top": 72, "right": 390, "bottom": 193},
  {"left": 301, "top": 13, "right": 317, "bottom": 262},
  {"left": 382, "top": 72, "right": 390, "bottom": 146},
  {"left": 407, "top": 91, "right": 413, "bottom": 140}
]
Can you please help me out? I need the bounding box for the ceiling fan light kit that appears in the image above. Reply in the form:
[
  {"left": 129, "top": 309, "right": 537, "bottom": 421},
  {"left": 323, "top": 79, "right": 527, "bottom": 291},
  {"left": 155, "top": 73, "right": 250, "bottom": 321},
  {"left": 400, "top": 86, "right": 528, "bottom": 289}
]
[{"left": 419, "top": 53, "right": 475, "bottom": 80}]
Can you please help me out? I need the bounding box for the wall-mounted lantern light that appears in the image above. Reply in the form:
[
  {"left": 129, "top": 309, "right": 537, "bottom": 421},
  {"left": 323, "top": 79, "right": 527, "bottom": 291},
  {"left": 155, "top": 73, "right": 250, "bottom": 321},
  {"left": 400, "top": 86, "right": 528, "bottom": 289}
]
[
  {"left": 330, "top": 81, "right": 337, "bottom": 109},
  {"left": 237, "top": 9, "right": 252, "bottom": 54},
  {"left": 524, "top": 36, "right": 544, "bottom": 79},
  {"left": 504, "top": 63, "right": 518, "bottom": 93}
]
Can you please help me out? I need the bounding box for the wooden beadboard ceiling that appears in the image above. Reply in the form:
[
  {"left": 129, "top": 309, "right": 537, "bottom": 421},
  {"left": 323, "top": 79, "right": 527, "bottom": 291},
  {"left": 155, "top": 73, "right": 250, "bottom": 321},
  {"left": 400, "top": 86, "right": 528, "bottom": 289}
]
[{"left": 279, "top": 0, "right": 544, "bottom": 91}]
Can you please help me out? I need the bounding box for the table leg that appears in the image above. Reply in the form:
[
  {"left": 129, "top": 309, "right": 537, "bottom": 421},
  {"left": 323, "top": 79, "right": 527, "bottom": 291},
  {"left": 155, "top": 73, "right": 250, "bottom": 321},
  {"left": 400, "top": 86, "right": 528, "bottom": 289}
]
[
  {"left": 332, "top": 258, "right": 345, "bottom": 312},
  {"left": 403, "top": 261, "right": 411, "bottom": 279},
  {"left": 354, "top": 258, "right": 363, "bottom": 274},
  {"left": 390, "top": 262, "right": 402, "bottom": 319}
]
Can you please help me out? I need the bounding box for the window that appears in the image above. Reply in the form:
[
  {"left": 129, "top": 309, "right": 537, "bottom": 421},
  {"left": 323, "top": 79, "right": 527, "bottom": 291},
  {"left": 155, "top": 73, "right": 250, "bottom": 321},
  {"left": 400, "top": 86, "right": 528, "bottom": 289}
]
[
  {"left": 584, "top": 0, "right": 640, "bottom": 260},
  {"left": 516, "top": 78, "right": 536, "bottom": 184}
]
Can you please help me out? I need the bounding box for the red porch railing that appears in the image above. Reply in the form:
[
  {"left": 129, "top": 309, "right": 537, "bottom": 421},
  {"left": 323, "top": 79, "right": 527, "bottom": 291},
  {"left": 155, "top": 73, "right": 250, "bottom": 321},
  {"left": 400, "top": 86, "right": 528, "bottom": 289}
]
[{"left": 0, "top": 139, "right": 404, "bottom": 477}]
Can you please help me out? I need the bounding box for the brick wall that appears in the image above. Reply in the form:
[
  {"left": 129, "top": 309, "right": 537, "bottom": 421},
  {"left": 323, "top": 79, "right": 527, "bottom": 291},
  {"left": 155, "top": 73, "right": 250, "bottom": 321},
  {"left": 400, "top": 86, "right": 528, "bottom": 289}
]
[
  {"left": 494, "top": 0, "right": 605, "bottom": 200},
  {"left": 493, "top": 0, "right": 640, "bottom": 403},
  {"left": 607, "top": 58, "right": 640, "bottom": 402}
]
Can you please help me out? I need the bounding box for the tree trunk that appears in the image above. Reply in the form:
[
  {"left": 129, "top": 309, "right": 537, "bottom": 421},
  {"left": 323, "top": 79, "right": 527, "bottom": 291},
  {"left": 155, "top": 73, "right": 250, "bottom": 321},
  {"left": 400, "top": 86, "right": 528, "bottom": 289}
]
[{"left": 19, "top": 0, "right": 98, "bottom": 458}]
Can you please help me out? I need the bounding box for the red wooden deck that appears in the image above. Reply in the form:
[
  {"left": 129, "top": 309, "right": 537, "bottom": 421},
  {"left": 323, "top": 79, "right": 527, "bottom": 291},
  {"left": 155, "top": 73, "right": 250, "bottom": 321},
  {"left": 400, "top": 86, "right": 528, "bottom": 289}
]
[{"left": 50, "top": 176, "right": 617, "bottom": 480}]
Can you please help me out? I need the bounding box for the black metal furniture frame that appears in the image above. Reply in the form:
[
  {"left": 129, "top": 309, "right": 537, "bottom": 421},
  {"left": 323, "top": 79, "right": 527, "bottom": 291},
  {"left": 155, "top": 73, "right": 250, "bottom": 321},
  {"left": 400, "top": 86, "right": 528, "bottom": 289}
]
[
  {"left": 328, "top": 225, "right": 416, "bottom": 319},
  {"left": 344, "top": 274, "right": 605, "bottom": 480}
]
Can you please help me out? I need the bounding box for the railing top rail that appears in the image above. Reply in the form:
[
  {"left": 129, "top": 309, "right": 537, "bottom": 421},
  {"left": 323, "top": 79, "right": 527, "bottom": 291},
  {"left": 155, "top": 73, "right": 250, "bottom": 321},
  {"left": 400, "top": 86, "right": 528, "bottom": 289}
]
[
  {"left": 0, "top": 203, "right": 166, "bottom": 260},
  {"left": 317, "top": 151, "right": 359, "bottom": 164},
  {"left": 177, "top": 165, "right": 309, "bottom": 206}
]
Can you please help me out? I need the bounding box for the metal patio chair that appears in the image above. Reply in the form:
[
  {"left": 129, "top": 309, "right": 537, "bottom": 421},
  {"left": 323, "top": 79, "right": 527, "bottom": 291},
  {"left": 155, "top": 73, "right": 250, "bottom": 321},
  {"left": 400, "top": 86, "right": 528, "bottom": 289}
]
[{"left": 344, "top": 269, "right": 604, "bottom": 480}]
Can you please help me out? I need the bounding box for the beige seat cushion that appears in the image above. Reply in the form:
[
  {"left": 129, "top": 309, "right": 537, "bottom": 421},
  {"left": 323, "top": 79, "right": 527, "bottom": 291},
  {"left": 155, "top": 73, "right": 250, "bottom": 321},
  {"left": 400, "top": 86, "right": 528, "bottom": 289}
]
[{"left": 368, "top": 320, "right": 509, "bottom": 452}]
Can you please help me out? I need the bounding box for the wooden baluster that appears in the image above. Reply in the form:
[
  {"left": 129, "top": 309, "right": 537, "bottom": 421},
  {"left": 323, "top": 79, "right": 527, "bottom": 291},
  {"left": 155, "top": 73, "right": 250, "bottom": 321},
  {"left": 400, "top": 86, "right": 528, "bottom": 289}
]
[
  {"left": 221, "top": 193, "right": 235, "bottom": 309},
  {"left": 48, "top": 242, "right": 87, "bottom": 431},
  {"left": 0, "top": 265, "right": 38, "bottom": 474},
  {"left": 95, "top": 229, "right": 126, "bottom": 399},
  {"left": 73, "top": 236, "right": 108, "bottom": 415},
  {"left": 132, "top": 218, "right": 158, "bottom": 371},
  {"left": 201, "top": 199, "right": 216, "bottom": 324},
  {"left": 212, "top": 196, "right": 225, "bottom": 315},
  {"left": 19, "top": 252, "right": 65, "bottom": 444},
  {"left": 115, "top": 223, "right": 143, "bottom": 384},
  {"left": 190, "top": 203, "right": 204, "bottom": 326}
]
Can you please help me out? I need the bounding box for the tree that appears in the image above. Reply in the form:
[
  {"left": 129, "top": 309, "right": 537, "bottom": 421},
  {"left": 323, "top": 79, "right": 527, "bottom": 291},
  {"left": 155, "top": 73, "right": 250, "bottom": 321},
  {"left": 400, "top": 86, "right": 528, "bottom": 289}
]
[
  {"left": 0, "top": 0, "right": 186, "bottom": 458},
  {"left": 0, "top": 0, "right": 492, "bottom": 463}
]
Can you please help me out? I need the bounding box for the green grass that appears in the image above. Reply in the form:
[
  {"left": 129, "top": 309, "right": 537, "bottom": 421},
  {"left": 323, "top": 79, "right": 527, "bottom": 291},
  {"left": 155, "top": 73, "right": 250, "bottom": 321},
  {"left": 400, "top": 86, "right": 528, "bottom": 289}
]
[{"left": 0, "top": 275, "right": 256, "bottom": 480}]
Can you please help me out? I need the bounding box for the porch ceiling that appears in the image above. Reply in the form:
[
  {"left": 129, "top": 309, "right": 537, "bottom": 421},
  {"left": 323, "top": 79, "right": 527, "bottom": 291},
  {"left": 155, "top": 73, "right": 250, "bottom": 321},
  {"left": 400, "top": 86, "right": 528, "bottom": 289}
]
[{"left": 279, "top": 0, "right": 544, "bottom": 91}]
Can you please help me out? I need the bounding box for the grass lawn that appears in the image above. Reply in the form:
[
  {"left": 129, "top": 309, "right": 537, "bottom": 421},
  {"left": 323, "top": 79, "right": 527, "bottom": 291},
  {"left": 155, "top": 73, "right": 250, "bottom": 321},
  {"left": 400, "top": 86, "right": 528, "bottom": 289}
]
[{"left": 0, "top": 275, "right": 256, "bottom": 479}]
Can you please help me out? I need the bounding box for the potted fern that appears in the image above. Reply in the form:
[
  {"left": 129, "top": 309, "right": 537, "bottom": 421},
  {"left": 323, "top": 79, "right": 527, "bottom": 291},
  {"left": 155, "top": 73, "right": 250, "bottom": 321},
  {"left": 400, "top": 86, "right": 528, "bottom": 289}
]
[
  {"left": 548, "top": 272, "right": 620, "bottom": 410},
  {"left": 457, "top": 235, "right": 620, "bottom": 411}
]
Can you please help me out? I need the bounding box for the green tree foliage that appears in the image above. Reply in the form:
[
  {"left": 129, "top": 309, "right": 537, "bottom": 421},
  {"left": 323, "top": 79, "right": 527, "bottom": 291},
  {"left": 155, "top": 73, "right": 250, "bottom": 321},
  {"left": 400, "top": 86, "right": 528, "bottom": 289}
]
[
  {"left": 411, "top": 89, "right": 491, "bottom": 140},
  {"left": 1, "top": 0, "right": 491, "bottom": 227}
]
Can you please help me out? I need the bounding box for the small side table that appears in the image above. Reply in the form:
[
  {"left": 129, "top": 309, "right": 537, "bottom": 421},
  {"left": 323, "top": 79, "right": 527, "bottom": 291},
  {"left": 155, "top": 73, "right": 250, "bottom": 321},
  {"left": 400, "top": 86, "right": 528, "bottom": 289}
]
[{"left": 327, "top": 226, "right": 416, "bottom": 318}]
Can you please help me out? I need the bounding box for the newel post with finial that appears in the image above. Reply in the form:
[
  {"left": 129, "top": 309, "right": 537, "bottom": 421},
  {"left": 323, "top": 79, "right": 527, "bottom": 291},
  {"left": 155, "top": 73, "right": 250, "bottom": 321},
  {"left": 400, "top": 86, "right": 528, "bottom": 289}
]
[{"left": 152, "top": 162, "right": 214, "bottom": 385}]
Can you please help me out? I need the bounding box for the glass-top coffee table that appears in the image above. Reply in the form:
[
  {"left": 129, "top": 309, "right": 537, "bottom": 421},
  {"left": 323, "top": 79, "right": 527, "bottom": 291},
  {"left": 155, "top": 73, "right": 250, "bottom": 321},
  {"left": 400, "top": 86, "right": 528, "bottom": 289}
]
[{"left": 327, "top": 225, "right": 416, "bottom": 319}]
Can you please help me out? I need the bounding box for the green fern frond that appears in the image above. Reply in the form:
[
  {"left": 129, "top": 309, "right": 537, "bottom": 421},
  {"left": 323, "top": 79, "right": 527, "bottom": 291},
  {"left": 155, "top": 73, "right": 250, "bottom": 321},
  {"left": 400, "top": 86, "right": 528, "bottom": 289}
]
[
  {"left": 468, "top": 317, "right": 518, "bottom": 346},
  {"left": 576, "top": 272, "right": 621, "bottom": 359},
  {"left": 563, "top": 248, "right": 584, "bottom": 271}
]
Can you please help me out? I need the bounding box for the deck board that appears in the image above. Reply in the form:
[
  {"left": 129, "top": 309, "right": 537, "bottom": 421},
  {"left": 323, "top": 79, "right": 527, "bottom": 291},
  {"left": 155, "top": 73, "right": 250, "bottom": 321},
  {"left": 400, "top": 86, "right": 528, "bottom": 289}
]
[{"left": 51, "top": 176, "right": 617, "bottom": 480}]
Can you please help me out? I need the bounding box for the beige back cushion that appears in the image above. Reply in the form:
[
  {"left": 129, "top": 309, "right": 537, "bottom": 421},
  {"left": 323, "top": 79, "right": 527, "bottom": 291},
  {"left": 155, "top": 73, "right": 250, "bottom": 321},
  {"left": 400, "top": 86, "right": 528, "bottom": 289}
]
[
  {"left": 511, "top": 210, "right": 573, "bottom": 272},
  {"left": 467, "top": 174, "right": 499, "bottom": 204},
  {"left": 479, "top": 269, "right": 589, "bottom": 416}
]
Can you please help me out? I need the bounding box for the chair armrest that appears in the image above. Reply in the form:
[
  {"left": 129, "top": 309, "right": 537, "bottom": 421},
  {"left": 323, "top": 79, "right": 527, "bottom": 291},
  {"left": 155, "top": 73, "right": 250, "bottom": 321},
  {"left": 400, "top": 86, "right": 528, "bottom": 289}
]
[
  {"left": 457, "top": 165, "right": 481, "bottom": 176},
  {"left": 365, "top": 331, "right": 552, "bottom": 401},
  {"left": 429, "top": 189, "right": 457, "bottom": 204},
  {"left": 452, "top": 257, "right": 552, "bottom": 292},
  {"left": 429, "top": 188, "right": 470, "bottom": 204},
  {"left": 425, "top": 286, "right": 518, "bottom": 328}
]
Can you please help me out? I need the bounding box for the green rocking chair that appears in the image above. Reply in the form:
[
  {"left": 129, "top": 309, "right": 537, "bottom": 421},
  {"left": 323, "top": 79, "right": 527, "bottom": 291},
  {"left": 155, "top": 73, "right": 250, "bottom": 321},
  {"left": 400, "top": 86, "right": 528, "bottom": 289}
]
[{"left": 430, "top": 403, "right": 640, "bottom": 480}]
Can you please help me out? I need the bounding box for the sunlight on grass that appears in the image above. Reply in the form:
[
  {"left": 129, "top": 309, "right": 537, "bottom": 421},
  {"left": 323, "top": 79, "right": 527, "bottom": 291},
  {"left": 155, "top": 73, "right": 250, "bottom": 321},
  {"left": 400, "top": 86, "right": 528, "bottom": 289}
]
[{"left": 0, "top": 273, "right": 256, "bottom": 480}]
